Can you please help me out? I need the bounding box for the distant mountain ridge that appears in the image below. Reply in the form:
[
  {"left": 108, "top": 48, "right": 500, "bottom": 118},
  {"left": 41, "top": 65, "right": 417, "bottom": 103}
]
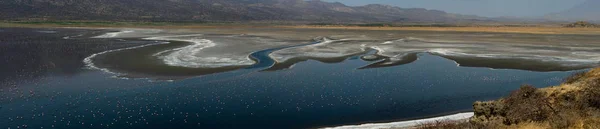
[
  {"left": 545, "top": 0, "right": 600, "bottom": 22},
  {"left": 0, "top": 0, "right": 484, "bottom": 23}
]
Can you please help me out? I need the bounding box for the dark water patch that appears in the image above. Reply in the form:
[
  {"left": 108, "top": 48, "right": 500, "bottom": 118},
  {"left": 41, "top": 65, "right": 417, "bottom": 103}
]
[
  {"left": 246, "top": 47, "right": 281, "bottom": 69},
  {"left": 0, "top": 28, "right": 151, "bottom": 87},
  {"left": 263, "top": 52, "right": 370, "bottom": 72},
  {"left": 35, "top": 30, "right": 58, "bottom": 33},
  {"left": 436, "top": 55, "right": 596, "bottom": 72},
  {"left": 83, "top": 33, "right": 597, "bottom": 79},
  {"left": 0, "top": 52, "right": 577, "bottom": 129},
  {"left": 90, "top": 40, "right": 246, "bottom": 80},
  {"left": 0, "top": 28, "right": 588, "bottom": 129},
  {"left": 360, "top": 54, "right": 386, "bottom": 62},
  {"left": 246, "top": 41, "right": 319, "bottom": 70},
  {"left": 359, "top": 53, "right": 420, "bottom": 69},
  {"left": 88, "top": 35, "right": 316, "bottom": 80},
  {"left": 512, "top": 44, "right": 600, "bottom": 51}
]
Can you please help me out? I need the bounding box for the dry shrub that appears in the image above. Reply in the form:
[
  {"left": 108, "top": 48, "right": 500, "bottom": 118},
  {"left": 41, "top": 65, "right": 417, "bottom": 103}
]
[
  {"left": 416, "top": 120, "right": 461, "bottom": 129},
  {"left": 545, "top": 78, "right": 600, "bottom": 128},
  {"left": 583, "top": 92, "right": 600, "bottom": 109},
  {"left": 509, "top": 122, "right": 550, "bottom": 129},
  {"left": 503, "top": 85, "right": 554, "bottom": 125},
  {"left": 473, "top": 101, "right": 505, "bottom": 118},
  {"left": 564, "top": 71, "right": 587, "bottom": 84},
  {"left": 548, "top": 110, "right": 581, "bottom": 129},
  {"left": 583, "top": 78, "right": 600, "bottom": 109},
  {"left": 582, "top": 118, "right": 600, "bottom": 129},
  {"left": 423, "top": 69, "right": 600, "bottom": 129}
]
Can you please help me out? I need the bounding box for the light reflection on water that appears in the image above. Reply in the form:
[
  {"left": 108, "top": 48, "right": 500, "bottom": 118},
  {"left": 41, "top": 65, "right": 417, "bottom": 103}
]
[{"left": 0, "top": 28, "right": 577, "bottom": 129}]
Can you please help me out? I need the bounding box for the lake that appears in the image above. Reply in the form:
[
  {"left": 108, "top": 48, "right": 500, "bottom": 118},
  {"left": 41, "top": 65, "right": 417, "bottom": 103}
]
[{"left": 0, "top": 27, "right": 586, "bottom": 129}]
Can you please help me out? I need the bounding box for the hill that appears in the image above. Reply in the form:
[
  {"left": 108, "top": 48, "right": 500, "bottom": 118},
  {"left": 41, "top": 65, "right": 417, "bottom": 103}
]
[
  {"left": 418, "top": 68, "right": 600, "bottom": 129},
  {"left": 0, "top": 0, "right": 484, "bottom": 23}
]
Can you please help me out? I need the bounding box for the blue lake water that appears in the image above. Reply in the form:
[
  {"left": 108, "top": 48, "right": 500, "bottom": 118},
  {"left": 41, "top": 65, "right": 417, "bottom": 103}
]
[{"left": 0, "top": 28, "right": 578, "bottom": 129}]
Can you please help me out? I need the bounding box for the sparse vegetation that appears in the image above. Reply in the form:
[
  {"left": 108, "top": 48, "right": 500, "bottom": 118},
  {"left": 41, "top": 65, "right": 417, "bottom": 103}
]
[
  {"left": 564, "top": 71, "right": 587, "bottom": 84},
  {"left": 418, "top": 68, "right": 600, "bottom": 129},
  {"left": 565, "top": 21, "right": 598, "bottom": 28},
  {"left": 503, "top": 85, "right": 554, "bottom": 124},
  {"left": 581, "top": 78, "right": 600, "bottom": 109},
  {"left": 415, "top": 120, "right": 487, "bottom": 129},
  {"left": 305, "top": 23, "right": 467, "bottom": 27}
]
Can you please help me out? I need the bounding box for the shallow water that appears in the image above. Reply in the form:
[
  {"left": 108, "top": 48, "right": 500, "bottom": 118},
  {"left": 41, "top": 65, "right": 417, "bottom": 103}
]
[{"left": 0, "top": 28, "right": 583, "bottom": 129}]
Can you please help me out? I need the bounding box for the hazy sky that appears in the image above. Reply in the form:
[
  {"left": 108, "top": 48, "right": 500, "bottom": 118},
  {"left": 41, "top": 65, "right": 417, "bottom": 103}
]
[{"left": 323, "top": 0, "right": 587, "bottom": 17}]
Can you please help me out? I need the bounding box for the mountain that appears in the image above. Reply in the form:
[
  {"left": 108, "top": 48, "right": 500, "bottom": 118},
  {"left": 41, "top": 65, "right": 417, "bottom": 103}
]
[
  {"left": 0, "top": 0, "right": 484, "bottom": 23},
  {"left": 545, "top": 0, "right": 600, "bottom": 22}
]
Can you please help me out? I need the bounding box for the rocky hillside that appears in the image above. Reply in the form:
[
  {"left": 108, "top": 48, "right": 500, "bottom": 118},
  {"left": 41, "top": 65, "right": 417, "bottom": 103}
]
[
  {"left": 473, "top": 68, "right": 600, "bottom": 128},
  {"left": 418, "top": 68, "right": 600, "bottom": 129},
  {"left": 0, "top": 0, "right": 483, "bottom": 23}
]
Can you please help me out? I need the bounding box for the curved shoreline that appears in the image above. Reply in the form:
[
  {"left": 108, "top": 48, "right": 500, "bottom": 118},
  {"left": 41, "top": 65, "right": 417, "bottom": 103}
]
[
  {"left": 322, "top": 112, "right": 474, "bottom": 129},
  {"left": 83, "top": 41, "right": 170, "bottom": 75},
  {"left": 246, "top": 41, "right": 320, "bottom": 70},
  {"left": 85, "top": 29, "right": 599, "bottom": 79},
  {"left": 83, "top": 30, "right": 321, "bottom": 79},
  {"left": 78, "top": 29, "right": 582, "bottom": 128}
]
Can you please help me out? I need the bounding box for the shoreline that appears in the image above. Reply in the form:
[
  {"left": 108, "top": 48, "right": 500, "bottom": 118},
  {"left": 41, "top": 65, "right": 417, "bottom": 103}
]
[
  {"left": 279, "top": 25, "right": 600, "bottom": 35},
  {"left": 321, "top": 112, "right": 475, "bottom": 129},
  {"left": 3, "top": 27, "right": 587, "bottom": 128},
  {"left": 82, "top": 28, "right": 600, "bottom": 79}
]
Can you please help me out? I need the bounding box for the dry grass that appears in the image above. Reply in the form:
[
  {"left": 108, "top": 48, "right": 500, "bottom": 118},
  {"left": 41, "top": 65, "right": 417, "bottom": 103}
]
[
  {"left": 281, "top": 26, "right": 600, "bottom": 35},
  {"left": 508, "top": 122, "right": 550, "bottom": 129},
  {"left": 418, "top": 68, "right": 600, "bottom": 129},
  {"left": 503, "top": 85, "right": 554, "bottom": 124},
  {"left": 413, "top": 120, "right": 487, "bottom": 129},
  {"left": 563, "top": 71, "right": 588, "bottom": 84},
  {"left": 3, "top": 22, "right": 600, "bottom": 35}
]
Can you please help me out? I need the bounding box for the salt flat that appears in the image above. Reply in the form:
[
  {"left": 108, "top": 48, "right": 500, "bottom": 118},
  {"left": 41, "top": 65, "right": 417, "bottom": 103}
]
[{"left": 92, "top": 27, "right": 600, "bottom": 75}]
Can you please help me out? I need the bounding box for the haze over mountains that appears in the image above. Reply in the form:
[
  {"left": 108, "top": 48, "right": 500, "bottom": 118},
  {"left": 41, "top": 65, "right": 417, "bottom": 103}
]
[
  {"left": 545, "top": 0, "right": 600, "bottom": 22},
  {"left": 2, "top": 0, "right": 599, "bottom": 23},
  {"left": 0, "top": 0, "right": 484, "bottom": 23}
]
